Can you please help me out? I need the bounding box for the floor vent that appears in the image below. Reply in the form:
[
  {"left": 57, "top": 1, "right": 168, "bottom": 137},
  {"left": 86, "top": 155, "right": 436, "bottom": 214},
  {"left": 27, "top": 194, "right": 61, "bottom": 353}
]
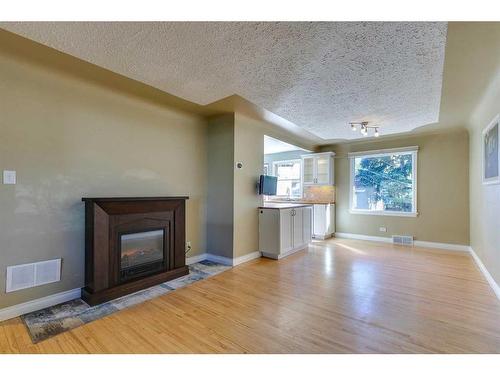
[
  {"left": 6, "top": 259, "right": 61, "bottom": 293},
  {"left": 392, "top": 235, "right": 414, "bottom": 246}
]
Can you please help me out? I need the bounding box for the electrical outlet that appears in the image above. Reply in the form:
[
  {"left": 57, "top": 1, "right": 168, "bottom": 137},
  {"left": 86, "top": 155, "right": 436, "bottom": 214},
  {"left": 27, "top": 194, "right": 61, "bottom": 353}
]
[
  {"left": 379, "top": 227, "right": 387, "bottom": 232},
  {"left": 3, "top": 170, "right": 16, "bottom": 185}
]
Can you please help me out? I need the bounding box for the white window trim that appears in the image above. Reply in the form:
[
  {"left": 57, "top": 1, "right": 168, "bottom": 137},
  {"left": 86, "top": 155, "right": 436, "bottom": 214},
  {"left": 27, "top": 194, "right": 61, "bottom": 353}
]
[
  {"left": 349, "top": 147, "right": 418, "bottom": 217},
  {"left": 272, "top": 159, "right": 302, "bottom": 198},
  {"left": 347, "top": 146, "right": 419, "bottom": 158}
]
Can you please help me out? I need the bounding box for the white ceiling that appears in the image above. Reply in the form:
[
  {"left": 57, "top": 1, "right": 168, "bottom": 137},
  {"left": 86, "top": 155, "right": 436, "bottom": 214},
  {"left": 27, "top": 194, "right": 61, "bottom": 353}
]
[
  {"left": 264, "top": 135, "right": 307, "bottom": 154},
  {"left": 0, "top": 22, "right": 448, "bottom": 141}
]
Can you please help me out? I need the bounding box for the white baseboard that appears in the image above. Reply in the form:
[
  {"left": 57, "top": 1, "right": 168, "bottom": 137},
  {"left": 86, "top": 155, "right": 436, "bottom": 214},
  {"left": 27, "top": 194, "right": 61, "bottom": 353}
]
[
  {"left": 413, "top": 240, "right": 469, "bottom": 252},
  {"left": 0, "top": 288, "right": 81, "bottom": 322},
  {"left": 205, "top": 253, "right": 234, "bottom": 266},
  {"left": 233, "top": 251, "right": 261, "bottom": 266},
  {"left": 469, "top": 247, "right": 500, "bottom": 300},
  {"left": 186, "top": 253, "right": 208, "bottom": 265},
  {"left": 334, "top": 232, "right": 469, "bottom": 252},
  {"left": 262, "top": 245, "right": 306, "bottom": 260},
  {"left": 189, "top": 251, "right": 262, "bottom": 267},
  {"left": 335, "top": 232, "right": 392, "bottom": 243},
  {"left": 313, "top": 233, "right": 334, "bottom": 240}
]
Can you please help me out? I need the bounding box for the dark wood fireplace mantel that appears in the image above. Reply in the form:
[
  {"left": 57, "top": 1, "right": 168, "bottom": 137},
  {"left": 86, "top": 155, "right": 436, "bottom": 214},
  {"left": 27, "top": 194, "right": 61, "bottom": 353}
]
[{"left": 82, "top": 196, "right": 189, "bottom": 305}]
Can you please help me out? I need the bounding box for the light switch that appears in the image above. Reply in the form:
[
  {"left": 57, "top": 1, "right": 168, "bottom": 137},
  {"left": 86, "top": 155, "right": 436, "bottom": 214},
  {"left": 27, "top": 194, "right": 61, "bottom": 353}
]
[{"left": 3, "top": 170, "right": 16, "bottom": 184}]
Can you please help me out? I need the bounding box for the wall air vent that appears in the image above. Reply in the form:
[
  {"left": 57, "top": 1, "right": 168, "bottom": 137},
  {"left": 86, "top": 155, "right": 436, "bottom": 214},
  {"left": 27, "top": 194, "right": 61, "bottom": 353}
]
[
  {"left": 392, "top": 235, "right": 414, "bottom": 246},
  {"left": 6, "top": 259, "right": 61, "bottom": 293}
]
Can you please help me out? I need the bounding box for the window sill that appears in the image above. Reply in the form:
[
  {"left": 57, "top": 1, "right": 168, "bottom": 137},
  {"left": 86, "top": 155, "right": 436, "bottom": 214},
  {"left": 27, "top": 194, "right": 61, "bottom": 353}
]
[{"left": 349, "top": 209, "right": 418, "bottom": 217}]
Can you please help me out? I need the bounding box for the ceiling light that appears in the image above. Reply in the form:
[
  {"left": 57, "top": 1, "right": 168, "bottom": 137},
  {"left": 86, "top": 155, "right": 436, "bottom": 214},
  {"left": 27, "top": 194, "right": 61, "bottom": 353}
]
[{"left": 348, "top": 121, "right": 380, "bottom": 137}]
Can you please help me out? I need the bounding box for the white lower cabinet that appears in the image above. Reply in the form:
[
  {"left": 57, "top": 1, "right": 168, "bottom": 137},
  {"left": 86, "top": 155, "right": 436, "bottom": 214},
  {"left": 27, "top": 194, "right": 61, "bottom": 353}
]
[
  {"left": 313, "top": 203, "right": 335, "bottom": 239},
  {"left": 279, "top": 208, "right": 294, "bottom": 253},
  {"left": 259, "top": 206, "right": 313, "bottom": 259},
  {"left": 292, "top": 207, "right": 304, "bottom": 249}
]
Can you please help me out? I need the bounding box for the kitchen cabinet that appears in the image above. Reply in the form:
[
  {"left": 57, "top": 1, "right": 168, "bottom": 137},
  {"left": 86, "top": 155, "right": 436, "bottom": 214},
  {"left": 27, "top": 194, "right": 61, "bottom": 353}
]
[
  {"left": 301, "top": 152, "right": 335, "bottom": 186},
  {"left": 259, "top": 204, "right": 313, "bottom": 259},
  {"left": 313, "top": 203, "right": 335, "bottom": 239}
]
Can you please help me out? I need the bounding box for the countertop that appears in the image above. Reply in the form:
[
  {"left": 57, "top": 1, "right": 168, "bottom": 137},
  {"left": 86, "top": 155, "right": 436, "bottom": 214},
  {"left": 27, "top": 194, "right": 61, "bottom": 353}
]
[
  {"left": 259, "top": 202, "right": 314, "bottom": 210},
  {"left": 267, "top": 200, "right": 335, "bottom": 205}
]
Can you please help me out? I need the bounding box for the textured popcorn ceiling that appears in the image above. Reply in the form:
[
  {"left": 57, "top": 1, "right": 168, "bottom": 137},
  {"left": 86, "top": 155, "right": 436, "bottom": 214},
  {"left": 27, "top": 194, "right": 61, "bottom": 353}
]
[{"left": 0, "top": 22, "right": 447, "bottom": 140}]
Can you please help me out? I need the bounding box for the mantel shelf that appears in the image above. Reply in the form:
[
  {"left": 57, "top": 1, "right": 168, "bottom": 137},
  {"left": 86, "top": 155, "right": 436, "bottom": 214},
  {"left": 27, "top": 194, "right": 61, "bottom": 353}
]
[{"left": 82, "top": 196, "right": 189, "bottom": 202}]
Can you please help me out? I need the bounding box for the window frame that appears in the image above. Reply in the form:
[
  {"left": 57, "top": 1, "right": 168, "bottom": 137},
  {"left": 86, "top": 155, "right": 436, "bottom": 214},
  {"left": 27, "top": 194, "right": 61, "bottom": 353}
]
[
  {"left": 348, "top": 146, "right": 418, "bottom": 217},
  {"left": 263, "top": 163, "right": 270, "bottom": 176},
  {"left": 272, "top": 159, "right": 302, "bottom": 198}
]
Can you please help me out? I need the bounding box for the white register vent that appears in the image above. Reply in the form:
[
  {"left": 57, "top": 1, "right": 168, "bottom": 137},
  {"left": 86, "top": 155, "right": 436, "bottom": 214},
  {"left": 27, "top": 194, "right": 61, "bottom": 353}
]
[
  {"left": 392, "top": 235, "right": 414, "bottom": 246},
  {"left": 6, "top": 259, "right": 61, "bottom": 293}
]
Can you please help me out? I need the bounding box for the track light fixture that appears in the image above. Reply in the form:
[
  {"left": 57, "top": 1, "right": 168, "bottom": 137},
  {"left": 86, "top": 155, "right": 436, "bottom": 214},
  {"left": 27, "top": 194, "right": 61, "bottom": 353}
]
[
  {"left": 349, "top": 121, "right": 380, "bottom": 137},
  {"left": 361, "top": 124, "right": 367, "bottom": 136}
]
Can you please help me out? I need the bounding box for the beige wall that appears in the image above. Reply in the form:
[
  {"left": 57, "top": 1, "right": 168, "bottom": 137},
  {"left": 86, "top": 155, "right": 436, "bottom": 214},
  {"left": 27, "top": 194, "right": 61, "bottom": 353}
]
[
  {"left": 468, "top": 68, "right": 500, "bottom": 285},
  {"left": 233, "top": 114, "right": 264, "bottom": 258},
  {"left": 320, "top": 130, "right": 470, "bottom": 245},
  {"left": 206, "top": 114, "right": 235, "bottom": 258},
  {"left": 0, "top": 37, "right": 208, "bottom": 308}
]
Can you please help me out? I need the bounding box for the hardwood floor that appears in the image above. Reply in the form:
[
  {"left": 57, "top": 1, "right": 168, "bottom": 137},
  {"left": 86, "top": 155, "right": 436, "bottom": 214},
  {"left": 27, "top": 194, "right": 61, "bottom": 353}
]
[{"left": 1, "top": 238, "right": 500, "bottom": 353}]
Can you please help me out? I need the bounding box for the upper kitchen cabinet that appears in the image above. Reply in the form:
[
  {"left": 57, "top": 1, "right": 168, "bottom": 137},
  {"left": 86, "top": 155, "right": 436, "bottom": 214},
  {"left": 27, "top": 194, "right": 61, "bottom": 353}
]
[{"left": 301, "top": 152, "right": 335, "bottom": 186}]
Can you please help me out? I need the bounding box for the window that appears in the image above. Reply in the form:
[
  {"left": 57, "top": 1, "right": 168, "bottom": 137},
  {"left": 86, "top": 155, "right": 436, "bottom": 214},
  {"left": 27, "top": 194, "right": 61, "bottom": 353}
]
[
  {"left": 263, "top": 163, "right": 269, "bottom": 176},
  {"left": 349, "top": 147, "right": 418, "bottom": 216},
  {"left": 272, "top": 159, "right": 301, "bottom": 198}
]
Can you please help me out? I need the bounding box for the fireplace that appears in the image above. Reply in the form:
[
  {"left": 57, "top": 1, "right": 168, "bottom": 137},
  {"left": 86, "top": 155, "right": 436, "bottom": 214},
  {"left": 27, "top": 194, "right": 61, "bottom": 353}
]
[{"left": 81, "top": 197, "right": 189, "bottom": 305}]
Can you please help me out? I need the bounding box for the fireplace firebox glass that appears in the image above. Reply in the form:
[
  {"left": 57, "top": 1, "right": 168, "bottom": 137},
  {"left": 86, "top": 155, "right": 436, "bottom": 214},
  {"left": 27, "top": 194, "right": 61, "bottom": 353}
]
[{"left": 120, "top": 229, "right": 164, "bottom": 270}]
